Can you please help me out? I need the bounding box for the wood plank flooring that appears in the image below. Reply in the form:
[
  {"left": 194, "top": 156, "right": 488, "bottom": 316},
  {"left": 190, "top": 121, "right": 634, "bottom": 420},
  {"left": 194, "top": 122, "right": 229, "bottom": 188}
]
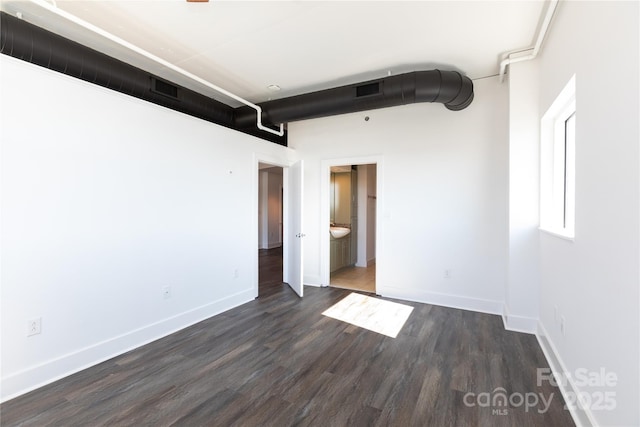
[
  {"left": 1, "top": 250, "right": 575, "bottom": 426},
  {"left": 258, "top": 246, "right": 285, "bottom": 298}
]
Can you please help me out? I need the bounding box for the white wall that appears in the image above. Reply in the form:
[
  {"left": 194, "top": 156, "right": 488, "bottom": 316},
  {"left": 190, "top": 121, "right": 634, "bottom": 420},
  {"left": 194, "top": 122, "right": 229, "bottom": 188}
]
[
  {"left": 356, "top": 164, "right": 376, "bottom": 267},
  {"left": 289, "top": 76, "right": 509, "bottom": 313},
  {"left": 534, "top": 2, "right": 639, "bottom": 426},
  {"left": 505, "top": 59, "right": 541, "bottom": 333},
  {"left": 0, "top": 55, "right": 293, "bottom": 401}
]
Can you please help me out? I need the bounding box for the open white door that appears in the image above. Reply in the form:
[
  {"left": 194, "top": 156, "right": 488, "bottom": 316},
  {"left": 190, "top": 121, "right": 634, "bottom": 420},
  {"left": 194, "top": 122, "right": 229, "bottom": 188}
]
[{"left": 284, "top": 160, "right": 304, "bottom": 297}]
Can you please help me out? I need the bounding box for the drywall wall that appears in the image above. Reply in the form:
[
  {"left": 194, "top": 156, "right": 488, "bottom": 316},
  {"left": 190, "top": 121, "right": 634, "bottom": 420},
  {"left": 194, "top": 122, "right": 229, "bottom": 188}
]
[
  {"left": 535, "top": 2, "right": 639, "bottom": 426},
  {"left": 505, "top": 59, "right": 541, "bottom": 333},
  {"left": 356, "top": 164, "right": 376, "bottom": 267},
  {"left": 289, "top": 76, "right": 509, "bottom": 313},
  {"left": 0, "top": 55, "right": 293, "bottom": 400}
]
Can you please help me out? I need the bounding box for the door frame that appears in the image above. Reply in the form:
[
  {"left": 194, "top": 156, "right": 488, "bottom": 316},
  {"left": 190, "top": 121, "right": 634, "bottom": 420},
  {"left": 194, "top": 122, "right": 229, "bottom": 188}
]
[
  {"left": 253, "top": 153, "right": 299, "bottom": 298},
  {"left": 320, "top": 155, "right": 383, "bottom": 288}
]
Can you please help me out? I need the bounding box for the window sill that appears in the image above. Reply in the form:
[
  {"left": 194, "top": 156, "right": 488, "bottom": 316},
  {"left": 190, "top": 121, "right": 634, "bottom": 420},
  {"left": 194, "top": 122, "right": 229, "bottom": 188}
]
[{"left": 539, "top": 227, "right": 575, "bottom": 242}]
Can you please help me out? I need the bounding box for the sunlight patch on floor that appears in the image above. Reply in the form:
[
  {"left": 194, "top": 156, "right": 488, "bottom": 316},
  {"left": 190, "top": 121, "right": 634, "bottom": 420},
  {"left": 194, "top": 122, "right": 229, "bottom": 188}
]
[{"left": 322, "top": 292, "right": 413, "bottom": 338}]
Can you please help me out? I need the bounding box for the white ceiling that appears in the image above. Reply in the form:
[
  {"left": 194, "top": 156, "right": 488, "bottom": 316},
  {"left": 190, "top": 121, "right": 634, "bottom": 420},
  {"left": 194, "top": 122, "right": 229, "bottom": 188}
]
[{"left": 1, "top": 0, "right": 546, "bottom": 106}]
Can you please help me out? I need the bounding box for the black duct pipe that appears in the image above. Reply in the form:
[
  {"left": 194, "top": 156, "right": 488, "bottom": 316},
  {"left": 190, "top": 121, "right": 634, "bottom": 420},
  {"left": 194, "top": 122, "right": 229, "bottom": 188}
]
[
  {"left": 0, "top": 12, "right": 287, "bottom": 146},
  {"left": 1, "top": 10, "right": 473, "bottom": 146},
  {"left": 234, "top": 69, "right": 474, "bottom": 128}
]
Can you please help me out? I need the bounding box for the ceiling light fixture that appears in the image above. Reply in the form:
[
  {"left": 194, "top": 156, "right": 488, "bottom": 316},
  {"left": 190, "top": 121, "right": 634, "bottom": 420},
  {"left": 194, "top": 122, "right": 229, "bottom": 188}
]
[{"left": 267, "top": 84, "right": 281, "bottom": 91}]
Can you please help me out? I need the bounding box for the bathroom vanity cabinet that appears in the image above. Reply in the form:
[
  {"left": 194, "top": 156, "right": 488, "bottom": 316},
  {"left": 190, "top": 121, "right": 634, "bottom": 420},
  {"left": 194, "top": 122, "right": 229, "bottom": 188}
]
[{"left": 330, "top": 235, "right": 352, "bottom": 273}]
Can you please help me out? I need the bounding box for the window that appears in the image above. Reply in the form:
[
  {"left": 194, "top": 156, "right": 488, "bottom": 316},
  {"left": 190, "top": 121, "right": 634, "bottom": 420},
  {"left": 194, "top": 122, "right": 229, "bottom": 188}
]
[{"left": 540, "top": 75, "right": 576, "bottom": 239}]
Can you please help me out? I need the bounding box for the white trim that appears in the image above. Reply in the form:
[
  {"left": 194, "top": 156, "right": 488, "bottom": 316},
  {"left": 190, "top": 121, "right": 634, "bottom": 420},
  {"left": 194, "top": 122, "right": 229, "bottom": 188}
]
[
  {"left": 536, "top": 322, "right": 598, "bottom": 427},
  {"left": 320, "top": 155, "right": 383, "bottom": 288},
  {"left": 303, "top": 273, "right": 323, "bottom": 287},
  {"left": 539, "top": 227, "right": 575, "bottom": 242},
  {"left": 253, "top": 153, "right": 296, "bottom": 298},
  {"left": 28, "top": 0, "right": 284, "bottom": 137},
  {"left": 377, "top": 286, "right": 503, "bottom": 315},
  {"left": 540, "top": 75, "right": 576, "bottom": 237},
  {"left": 502, "top": 304, "right": 538, "bottom": 333},
  {"left": 303, "top": 282, "right": 323, "bottom": 288},
  {"left": 1, "top": 289, "right": 254, "bottom": 403}
]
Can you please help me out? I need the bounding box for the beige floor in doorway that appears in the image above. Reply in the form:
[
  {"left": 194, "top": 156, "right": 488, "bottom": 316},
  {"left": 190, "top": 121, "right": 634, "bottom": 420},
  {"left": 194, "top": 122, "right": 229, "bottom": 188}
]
[{"left": 330, "top": 264, "right": 375, "bottom": 293}]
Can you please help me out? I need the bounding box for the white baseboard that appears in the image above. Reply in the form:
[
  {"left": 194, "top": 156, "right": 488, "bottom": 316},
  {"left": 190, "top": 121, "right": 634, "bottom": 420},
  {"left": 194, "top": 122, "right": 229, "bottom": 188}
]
[
  {"left": 536, "top": 322, "right": 598, "bottom": 427},
  {"left": 303, "top": 274, "right": 323, "bottom": 287},
  {"left": 502, "top": 305, "right": 538, "bottom": 333},
  {"left": 304, "top": 282, "right": 322, "bottom": 288},
  {"left": 1, "top": 289, "right": 254, "bottom": 403},
  {"left": 259, "top": 242, "right": 282, "bottom": 250},
  {"left": 376, "top": 286, "right": 503, "bottom": 315}
]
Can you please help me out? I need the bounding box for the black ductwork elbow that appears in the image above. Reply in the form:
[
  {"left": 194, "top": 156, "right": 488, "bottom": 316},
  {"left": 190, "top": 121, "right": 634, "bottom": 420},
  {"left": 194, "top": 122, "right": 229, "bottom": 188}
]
[
  {"left": 234, "top": 69, "right": 474, "bottom": 129},
  {"left": 430, "top": 70, "right": 474, "bottom": 111}
]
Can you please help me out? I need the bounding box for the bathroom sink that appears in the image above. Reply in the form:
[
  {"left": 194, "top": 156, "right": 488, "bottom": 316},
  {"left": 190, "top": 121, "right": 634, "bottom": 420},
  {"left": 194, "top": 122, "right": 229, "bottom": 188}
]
[{"left": 330, "top": 226, "right": 351, "bottom": 239}]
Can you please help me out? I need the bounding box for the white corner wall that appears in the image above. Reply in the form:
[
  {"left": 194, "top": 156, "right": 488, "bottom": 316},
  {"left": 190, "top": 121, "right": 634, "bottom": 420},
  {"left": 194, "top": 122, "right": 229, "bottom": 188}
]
[
  {"left": 0, "top": 55, "right": 293, "bottom": 401},
  {"left": 535, "top": 2, "right": 639, "bottom": 426},
  {"left": 289, "top": 76, "right": 509, "bottom": 314},
  {"left": 505, "top": 59, "right": 541, "bottom": 333}
]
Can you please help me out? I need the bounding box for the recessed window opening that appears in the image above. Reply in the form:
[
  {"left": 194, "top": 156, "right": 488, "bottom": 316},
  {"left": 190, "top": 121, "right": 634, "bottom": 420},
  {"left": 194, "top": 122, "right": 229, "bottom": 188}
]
[
  {"left": 540, "top": 75, "right": 576, "bottom": 239},
  {"left": 563, "top": 112, "right": 575, "bottom": 229}
]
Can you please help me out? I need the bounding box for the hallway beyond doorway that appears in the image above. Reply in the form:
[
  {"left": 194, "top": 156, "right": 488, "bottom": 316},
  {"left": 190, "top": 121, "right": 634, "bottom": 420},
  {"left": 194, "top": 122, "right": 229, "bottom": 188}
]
[{"left": 258, "top": 247, "right": 287, "bottom": 298}]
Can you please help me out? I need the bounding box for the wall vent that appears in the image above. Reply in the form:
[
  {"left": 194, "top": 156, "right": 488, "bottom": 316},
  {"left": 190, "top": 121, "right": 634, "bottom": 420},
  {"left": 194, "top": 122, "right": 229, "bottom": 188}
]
[
  {"left": 234, "top": 69, "right": 474, "bottom": 128},
  {"left": 0, "top": 11, "right": 287, "bottom": 146},
  {"left": 356, "top": 82, "right": 381, "bottom": 98},
  {"left": 151, "top": 77, "right": 179, "bottom": 100}
]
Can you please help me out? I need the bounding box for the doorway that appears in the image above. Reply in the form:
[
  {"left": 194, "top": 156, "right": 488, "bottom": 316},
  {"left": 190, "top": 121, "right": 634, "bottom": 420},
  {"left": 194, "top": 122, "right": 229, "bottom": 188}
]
[
  {"left": 258, "top": 163, "right": 284, "bottom": 297},
  {"left": 329, "top": 163, "right": 377, "bottom": 293},
  {"left": 256, "top": 159, "right": 304, "bottom": 298}
]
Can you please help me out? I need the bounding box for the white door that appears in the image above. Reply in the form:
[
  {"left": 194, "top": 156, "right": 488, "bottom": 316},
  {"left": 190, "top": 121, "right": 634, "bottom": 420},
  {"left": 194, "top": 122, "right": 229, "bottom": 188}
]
[{"left": 284, "top": 160, "right": 304, "bottom": 297}]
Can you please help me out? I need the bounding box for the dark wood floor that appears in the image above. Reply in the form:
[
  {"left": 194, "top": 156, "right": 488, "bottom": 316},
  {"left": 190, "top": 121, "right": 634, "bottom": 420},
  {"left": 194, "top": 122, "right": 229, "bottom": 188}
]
[
  {"left": 1, "top": 248, "right": 574, "bottom": 426},
  {"left": 259, "top": 246, "right": 285, "bottom": 297}
]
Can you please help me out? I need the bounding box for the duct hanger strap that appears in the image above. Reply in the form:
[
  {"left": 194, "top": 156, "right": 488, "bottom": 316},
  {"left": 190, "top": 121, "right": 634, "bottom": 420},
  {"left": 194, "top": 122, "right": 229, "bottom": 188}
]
[{"left": 234, "top": 70, "right": 474, "bottom": 129}]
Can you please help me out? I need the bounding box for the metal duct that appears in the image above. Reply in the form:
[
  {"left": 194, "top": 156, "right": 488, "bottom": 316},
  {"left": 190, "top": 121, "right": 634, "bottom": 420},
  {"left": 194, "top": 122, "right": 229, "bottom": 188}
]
[
  {"left": 234, "top": 70, "right": 474, "bottom": 129},
  {"left": 0, "top": 11, "right": 287, "bottom": 146},
  {"left": 1, "top": 10, "right": 473, "bottom": 146}
]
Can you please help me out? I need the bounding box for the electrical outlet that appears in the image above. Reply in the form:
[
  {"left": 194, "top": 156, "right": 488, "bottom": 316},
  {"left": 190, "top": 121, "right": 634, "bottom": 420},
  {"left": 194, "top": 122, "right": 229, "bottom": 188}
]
[
  {"left": 560, "top": 316, "right": 565, "bottom": 336},
  {"left": 444, "top": 269, "right": 452, "bottom": 279},
  {"left": 163, "top": 286, "right": 171, "bottom": 299},
  {"left": 27, "top": 318, "right": 42, "bottom": 337}
]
